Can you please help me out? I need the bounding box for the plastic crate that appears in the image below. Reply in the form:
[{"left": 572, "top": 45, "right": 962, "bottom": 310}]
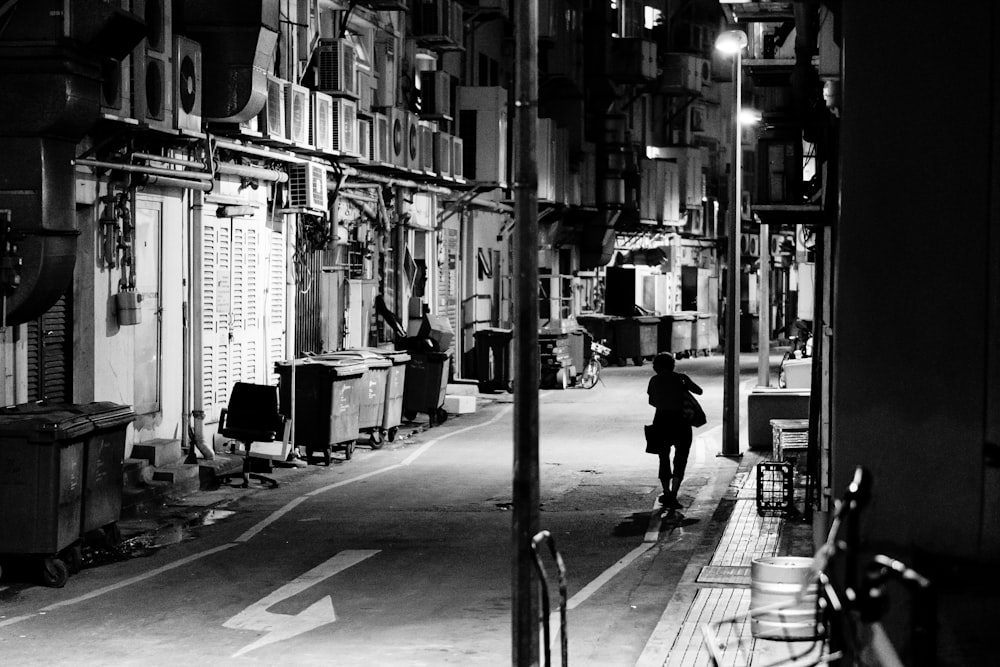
[{"left": 756, "top": 461, "right": 795, "bottom": 517}]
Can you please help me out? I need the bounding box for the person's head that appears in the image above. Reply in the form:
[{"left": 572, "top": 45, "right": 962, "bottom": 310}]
[{"left": 653, "top": 352, "right": 676, "bottom": 374}]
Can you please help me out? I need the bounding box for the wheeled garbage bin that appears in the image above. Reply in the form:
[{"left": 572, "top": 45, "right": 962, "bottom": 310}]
[
  {"left": 402, "top": 351, "right": 451, "bottom": 426},
  {"left": 275, "top": 358, "right": 366, "bottom": 464},
  {"left": 474, "top": 327, "right": 513, "bottom": 393},
  {"left": 691, "top": 312, "right": 714, "bottom": 356},
  {"left": 611, "top": 316, "right": 660, "bottom": 366},
  {"left": 73, "top": 402, "right": 135, "bottom": 543},
  {"left": 0, "top": 404, "right": 92, "bottom": 587},
  {"left": 367, "top": 349, "right": 410, "bottom": 443},
  {"left": 318, "top": 350, "right": 392, "bottom": 448},
  {"left": 659, "top": 313, "right": 695, "bottom": 357}
]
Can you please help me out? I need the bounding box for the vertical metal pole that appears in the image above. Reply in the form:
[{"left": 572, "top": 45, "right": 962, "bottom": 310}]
[
  {"left": 722, "top": 50, "right": 742, "bottom": 457},
  {"left": 757, "top": 221, "right": 770, "bottom": 386},
  {"left": 512, "top": 1, "right": 540, "bottom": 664}
]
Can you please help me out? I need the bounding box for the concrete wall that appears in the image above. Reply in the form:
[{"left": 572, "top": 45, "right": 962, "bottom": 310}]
[{"left": 833, "top": 3, "right": 997, "bottom": 560}]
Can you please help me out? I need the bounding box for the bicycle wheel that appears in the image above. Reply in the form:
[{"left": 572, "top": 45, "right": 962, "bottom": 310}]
[{"left": 579, "top": 361, "right": 598, "bottom": 389}]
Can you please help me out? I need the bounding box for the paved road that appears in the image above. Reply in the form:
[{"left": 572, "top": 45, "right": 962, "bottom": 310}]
[{"left": 0, "top": 354, "right": 759, "bottom": 666}]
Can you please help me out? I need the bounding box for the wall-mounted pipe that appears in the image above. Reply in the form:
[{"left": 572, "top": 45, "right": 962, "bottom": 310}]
[
  {"left": 216, "top": 161, "right": 288, "bottom": 183},
  {"left": 143, "top": 175, "right": 214, "bottom": 192},
  {"left": 133, "top": 152, "right": 208, "bottom": 170},
  {"left": 74, "top": 157, "right": 214, "bottom": 181}
]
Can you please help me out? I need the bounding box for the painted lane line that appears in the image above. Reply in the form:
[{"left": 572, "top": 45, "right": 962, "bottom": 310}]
[
  {"left": 235, "top": 495, "right": 310, "bottom": 543},
  {"left": 39, "top": 543, "right": 238, "bottom": 612},
  {"left": 0, "top": 615, "right": 37, "bottom": 628},
  {"left": 400, "top": 404, "right": 513, "bottom": 467},
  {"left": 566, "top": 541, "right": 656, "bottom": 611},
  {"left": 225, "top": 549, "right": 379, "bottom": 657}
]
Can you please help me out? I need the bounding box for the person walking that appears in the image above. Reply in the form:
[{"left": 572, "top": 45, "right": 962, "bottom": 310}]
[{"left": 647, "top": 352, "right": 704, "bottom": 510}]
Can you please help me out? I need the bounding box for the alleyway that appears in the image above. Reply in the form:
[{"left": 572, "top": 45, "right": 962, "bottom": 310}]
[{"left": 0, "top": 353, "right": 797, "bottom": 666}]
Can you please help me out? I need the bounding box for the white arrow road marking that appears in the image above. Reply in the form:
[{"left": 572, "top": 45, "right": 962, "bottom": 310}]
[{"left": 224, "top": 549, "right": 380, "bottom": 657}]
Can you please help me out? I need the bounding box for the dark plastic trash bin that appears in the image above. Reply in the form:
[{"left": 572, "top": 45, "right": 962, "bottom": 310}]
[
  {"left": 318, "top": 350, "right": 392, "bottom": 447},
  {"left": 275, "top": 358, "right": 366, "bottom": 463},
  {"left": 474, "top": 327, "right": 513, "bottom": 393},
  {"left": 74, "top": 402, "right": 135, "bottom": 539},
  {"left": 577, "top": 314, "right": 621, "bottom": 358},
  {"left": 361, "top": 348, "right": 410, "bottom": 442},
  {"left": 659, "top": 313, "right": 695, "bottom": 356},
  {"left": 0, "top": 404, "right": 92, "bottom": 587},
  {"left": 612, "top": 316, "right": 660, "bottom": 366},
  {"left": 402, "top": 351, "right": 450, "bottom": 426}
]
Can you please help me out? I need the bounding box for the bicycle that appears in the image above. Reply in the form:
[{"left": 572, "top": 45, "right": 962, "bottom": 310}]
[
  {"left": 577, "top": 340, "right": 611, "bottom": 389},
  {"left": 702, "top": 466, "right": 934, "bottom": 666}
]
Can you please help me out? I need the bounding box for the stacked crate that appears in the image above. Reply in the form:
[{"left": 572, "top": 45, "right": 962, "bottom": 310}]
[{"left": 539, "top": 333, "right": 573, "bottom": 389}]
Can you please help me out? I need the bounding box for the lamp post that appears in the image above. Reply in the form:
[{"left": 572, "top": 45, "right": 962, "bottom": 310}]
[{"left": 716, "top": 29, "right": 747, "bottom": 458}]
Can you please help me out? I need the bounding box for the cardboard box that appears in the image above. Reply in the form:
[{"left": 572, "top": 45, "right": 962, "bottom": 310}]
[{"left": 444, "top": 395, "right": 476, "bottom": 414}]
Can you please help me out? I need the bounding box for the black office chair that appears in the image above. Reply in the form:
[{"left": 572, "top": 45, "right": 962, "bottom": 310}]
[{"left": 218, "top": 382, "right": 288, "bottom": 489}]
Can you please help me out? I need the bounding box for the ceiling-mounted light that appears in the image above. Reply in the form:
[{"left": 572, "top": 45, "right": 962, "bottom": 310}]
[{"left": 714, "top": 29, "right": 748, "bottom": 55}]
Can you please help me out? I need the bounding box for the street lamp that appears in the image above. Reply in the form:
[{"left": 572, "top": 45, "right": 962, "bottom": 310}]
[{"left": 716, "top": 28, "right": 747, "bottom": 458}]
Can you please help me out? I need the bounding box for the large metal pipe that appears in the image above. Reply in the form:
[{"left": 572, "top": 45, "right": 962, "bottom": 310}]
[
  {"left": 133, "top": 152, "right": 208, "bottom": 170},
  {"left": 74, "top": 157, "right": 215, "bottom": 181},
  {"left": 512, "top": 0, "right": 540, "bottom": 664},
  {"left": 142, "top": 175, "right": 214, "bottom": 192},
  {"left": 216, "top": 161, "right": 288, "bottom": 183}
]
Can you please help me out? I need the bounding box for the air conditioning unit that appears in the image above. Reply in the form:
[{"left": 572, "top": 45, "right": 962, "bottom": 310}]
[
  {"left": 413, "top": 0, "right": 452, "bottom": 39},
  {"left": 259, "top": 75, "right": 288, "bottom": 142},
  {"left": 331, "top": 98, "right": 358, "bottom": 155},
  {"left": 420, "top": 70, "right": 452, "bottom": 120},
  {"left": 419, "top": 121, "right": 435, "bottom": 173},
  {"left": 457, "top": 86, "right": 507, "bottom": 186},
  {"left": 660, "top": 53, "right": 709, "bottom": 94},
  {"left": 373, "top": 34, "right": 397, "bottom": 108},
  {"left": 609, "top": 38, "right": 657, "bottom": 84},
  {"left": 311, "top": 91, "right": 334, "bottom": 152},
  {"left": 285, "top": 83, "right": 311, "bottom": 148},
  {"left": 639, "top": 159, "right": 681, "bottom": 225},
  {"left": 374, "top": 112, "right": 389, "bottom": 164},
  {"left": 405, "top": 110, "right": 421, "bottom": 171},
  {"left": 130, "top": 0, "right": 173, "bottom": 130},
  {"left": 433, "top": 131, "right": 452, "bottom": 178},
  {"left": 690, "top": 103, "right": 707, "bottom": 135},
  {"left": 317, "top": 38, "right": 358, "bottom": 98},
  {"left": 388, "top": 107, "right": 407, "bottom": 167},
  {"left": 99, "top": 56, "right": 131, "bottom": 118},
  {"left": 450, "top": 1, "right": 464, "bottom": 45},
  {"left": 288, "top": 163, "right": 328, "bottom": 211},
  {"left": 356, "top": 70, "right": 374, "bottom": 116},
  {"left": 133, "top": 52, "right": 173, "bottom": 131},
  {"left": 358, "top": 118, "right": 372, "bottom": 161},
  {"left": 740, "top": 232, "right": 760, "bottom": 257},
  {"left": 173, "top": 36, "right": 202, "bottom": 133}
]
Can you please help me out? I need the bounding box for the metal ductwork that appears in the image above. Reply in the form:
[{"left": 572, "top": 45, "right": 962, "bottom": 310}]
[
  {"left": 0, "top": 0, "right": 145, "bottom": 325},
  {"left": 176, "top": 0, "right": 279, "bottom": 123}
]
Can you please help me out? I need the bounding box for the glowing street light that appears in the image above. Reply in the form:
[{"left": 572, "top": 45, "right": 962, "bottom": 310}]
[{"left": 715, "top": 28, "right": 748, "bottom": 458}]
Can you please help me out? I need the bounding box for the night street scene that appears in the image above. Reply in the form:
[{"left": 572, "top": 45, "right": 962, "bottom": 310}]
[{"left": 1, "top": 1, "right": 998, "bottom": 666}]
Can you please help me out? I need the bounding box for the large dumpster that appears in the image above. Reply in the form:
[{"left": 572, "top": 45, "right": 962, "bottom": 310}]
[
  {"left": 474, "top": 327, "right": 513, "bottom": 393},
  {"left": 401, "top": 351, "right": 450, "bottom": 426},
  {"left": 318, "top": 350, "right": 392, "bottom": 448},
  {"left": 659, "top": 313, "right": 695, "bottom": 356},
  {"left": 612, "top": 315, "right": 660, "bottom": 366},
  {"left": 0, "top": 405, "right": 91, "bottom": 587},
  {"left": 275, "top": 357, "right": 366, "bottom": 463}
]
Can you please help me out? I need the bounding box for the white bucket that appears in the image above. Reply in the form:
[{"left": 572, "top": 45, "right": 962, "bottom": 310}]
[{"left": 750, "top": 556, "right": 822, "bottom": 641}]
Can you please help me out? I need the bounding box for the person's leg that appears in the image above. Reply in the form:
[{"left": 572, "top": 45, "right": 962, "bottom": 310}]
[
  {"left": 657, "top": 447, "right": 673, "bottom": 504},
  {"left": 668, "top": 427, "right": 694, "bottom": 508}
]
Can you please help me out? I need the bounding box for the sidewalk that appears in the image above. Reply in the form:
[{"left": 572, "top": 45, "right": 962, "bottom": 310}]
[{"left": 637, "top": 441, "right": 818, "bottom": 666}]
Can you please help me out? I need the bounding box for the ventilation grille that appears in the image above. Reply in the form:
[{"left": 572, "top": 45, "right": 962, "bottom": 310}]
[
  {"left": 318, "top": 39, "right": 357, "bottom": 97},
  {"left": 332, "top": 98, "right": 358, "bottom": 155}
]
